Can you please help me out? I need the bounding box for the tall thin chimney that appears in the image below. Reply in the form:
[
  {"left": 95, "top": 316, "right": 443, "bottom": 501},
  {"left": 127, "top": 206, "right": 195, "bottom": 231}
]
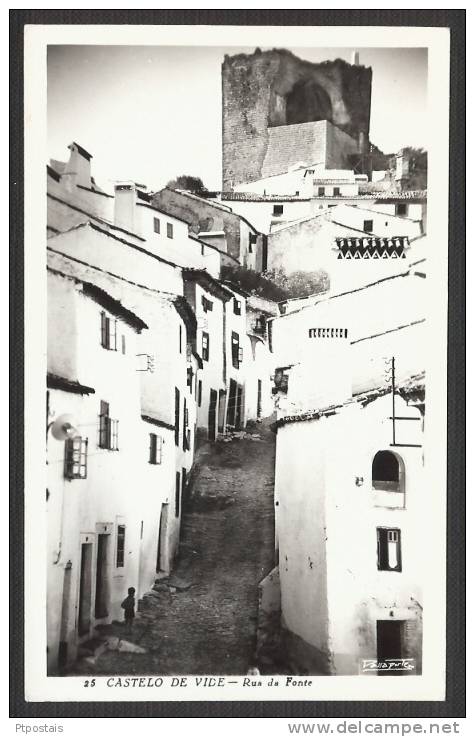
[
  {"left": 352, "top": 51, "right": 360, "bottom": 66},
  {"left": 66, "top": 142, "right": 92, "bottom": 188}
]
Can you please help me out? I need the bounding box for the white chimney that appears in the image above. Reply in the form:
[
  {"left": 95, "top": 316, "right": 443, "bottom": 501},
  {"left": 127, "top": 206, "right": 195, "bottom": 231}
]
[
  {"left": 352, "top": 51, "right": 360, "bottom": 66},
  {"left": 114, "top": 182, "right": 137, "bottom": 233},
  {"left": 66, "top": 142, "right": 92, "bottom": 188}
]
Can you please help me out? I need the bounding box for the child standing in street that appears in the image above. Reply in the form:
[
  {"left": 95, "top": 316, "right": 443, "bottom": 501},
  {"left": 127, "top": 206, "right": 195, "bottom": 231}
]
[{"left": 121, "top": 586, "right": 136, "bottom": 635}]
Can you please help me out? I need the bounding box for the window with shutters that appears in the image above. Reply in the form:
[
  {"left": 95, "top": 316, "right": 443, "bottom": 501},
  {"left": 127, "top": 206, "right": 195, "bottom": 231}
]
[
  {"left": 183, "top": 400, "right": 189, "bottom": 451},
  {"left": 64, "top": 437, "right": 88, "bottom": 479},
  {"left": 377, "top": 528, "right": 402, "bottom": 572},
  {"left": 202, "top": 332, "right": 210, "bottom": 362},
  {"left": 98, "top": 401, "right": 119, "bottom": 450},
  {"left": 100, "top": 311, "right": 117, "bottom": 351},
  {"left": 174, "top": 388, "right": 180, "bottom": 446},
  {"left": 231, "top": 331, "right": 242, "bottom": 369},
  {"left": 116, "top": 525, "right": 126, "bottom": 568},
  {"left": 149, "top": 433, "right": 162, "bottom": 464},
  {"left": 201, "top": 295, "right": 213, "bottom": 313},
  {"left": 175, "top": 471, "right": 181, "bottom": 518}
]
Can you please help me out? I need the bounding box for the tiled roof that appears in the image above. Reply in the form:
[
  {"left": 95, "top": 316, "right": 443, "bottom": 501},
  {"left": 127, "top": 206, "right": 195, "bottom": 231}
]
[
  {"left": 273, "top": 372, "right": 425, "bottom": 428},
  {"left": 141, "top": 414, "right": 175, "bottom": 431},
  {"left": 47, "top": 373, "right": 95, "bottom": 395},
  {"left": 221, "top": 192, "right": 310, "bottom": 202},
  {"left": 47, "top": 264, "right": 149, "bottom": 332},
  {"left": 182, "top": 268, "right": 233, "bottom": 302}
]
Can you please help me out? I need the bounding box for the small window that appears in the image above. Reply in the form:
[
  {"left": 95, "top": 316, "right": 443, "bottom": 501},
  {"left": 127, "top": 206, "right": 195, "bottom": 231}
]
[
  {"left": 273, "top": 204, "right": 284, "bottom": 216},
  {"left": 149, "top": 433, "right": 162, "bottom": 464},
  {"left": 233, "top": 298, "right": 241, "bottom": 315},
  {"left": 116, "top": 525, "right": 126, "bottom": 568},
  {"left": 202, "top": 332, "right": 210, "bottom": 362},
  {"left": 249, "top": 232, "right": 257, "bottom": 253},
  {"left": 64, "top": 437, "right": 88, "bottom": 479},
  {"left": 396, "top": 203, "right": 408, "bottom": 217},
  {"left": 202, "top": 295, "right": 213, "bottom": 313},
  {"left": 333, "top": 187, "right": 340, "bottom": 196},
  {"left": 187, "top": 366, "right": 194, "bottom": 391},
  {"left": 372, "top": 450, "right": 404, "bottom": 492},
  {"left": 153, "top": 217, "right": 160, "bottom": 234},
  {"left": 363, "top": 219, "right": 374, "bottom": 233},
  {"left": 231, "top": 331, "right": 241, "bottom": 369},
  {"left": 174, "top": 388, "right": 180, "bottom": 447},
  {"left": 182, "top": 400, "right": 188, "bottom": 451},
  {"left": 121, "top": 334, "right": 126, "bottom": 355},
  {"left": 175, "top": 471, "right": 181, "bottom": 518},
  {"left": 100, "top": 311, "right": 117, "bottom": 351},
  {"left": 198, "top": 380, "right": 202, "bottom": 407},
  {"left": 99, "top": 401, "right": 119, "bottom": 450},
  {"left": 377, "top": 528, "right": 402, "bottom": 572},
  {"left": 317, "top": 186, "right": 325, "bottom": 197},
  {"left": 167, "top": 222, "right": 174, "bottom": 239}
]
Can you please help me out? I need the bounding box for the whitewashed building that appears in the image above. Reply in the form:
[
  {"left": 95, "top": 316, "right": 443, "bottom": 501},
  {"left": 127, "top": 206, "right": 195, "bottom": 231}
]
[
  {"left": 47, "top": 269, "right": 150, "bottom": 673},
  {"left": 267, "top": 264, "right": 426, "bottom": 675}
]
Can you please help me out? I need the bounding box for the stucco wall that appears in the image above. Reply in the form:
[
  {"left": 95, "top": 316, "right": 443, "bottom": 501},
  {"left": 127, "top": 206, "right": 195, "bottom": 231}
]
[
  {"left": 275, "top": 420, "right": 331, "bottom": 673},
  {"left": 275, "top": 393, "right": 424, "bottom": 675}
]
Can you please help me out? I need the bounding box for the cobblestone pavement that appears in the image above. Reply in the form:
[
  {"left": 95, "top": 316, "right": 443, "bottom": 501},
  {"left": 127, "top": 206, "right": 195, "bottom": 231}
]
[{"left": 71, "top": 417, "right": 276, "bottom": 676}]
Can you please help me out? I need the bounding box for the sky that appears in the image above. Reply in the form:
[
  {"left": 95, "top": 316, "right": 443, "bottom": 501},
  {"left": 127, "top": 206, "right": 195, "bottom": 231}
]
[{"left": 47, "top": 45, "right": 427, "bottom": 192}]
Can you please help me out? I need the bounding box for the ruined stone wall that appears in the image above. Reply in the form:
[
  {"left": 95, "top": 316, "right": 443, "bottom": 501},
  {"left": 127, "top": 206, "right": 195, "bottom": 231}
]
[{"left": 222, "top": 49, "right": 372, "bottom": 190}]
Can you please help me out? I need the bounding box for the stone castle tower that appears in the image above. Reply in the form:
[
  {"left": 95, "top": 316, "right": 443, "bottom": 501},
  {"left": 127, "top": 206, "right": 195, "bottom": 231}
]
[{"left": 222, "top": 48, "right": 372, "bottom": 190}]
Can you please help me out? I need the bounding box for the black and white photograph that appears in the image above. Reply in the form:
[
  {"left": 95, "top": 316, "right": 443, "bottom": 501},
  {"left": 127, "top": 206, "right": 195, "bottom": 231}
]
[{"left": 17, "top": 19, "right": 457, "bottom": 707}]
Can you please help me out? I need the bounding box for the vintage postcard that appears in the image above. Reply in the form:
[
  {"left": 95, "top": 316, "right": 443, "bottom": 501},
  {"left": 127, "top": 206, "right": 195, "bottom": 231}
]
[{"left": 22, "top": 22, "right": 450, "bottom": 703}]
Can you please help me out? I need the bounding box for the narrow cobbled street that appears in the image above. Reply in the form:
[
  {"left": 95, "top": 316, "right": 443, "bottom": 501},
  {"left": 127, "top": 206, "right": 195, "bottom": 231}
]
[{"left": 71, "top": 418, "right": 276, "bottom": 676}]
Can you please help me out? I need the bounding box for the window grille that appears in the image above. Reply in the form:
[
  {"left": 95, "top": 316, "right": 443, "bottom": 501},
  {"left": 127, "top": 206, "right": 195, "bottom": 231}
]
[{"left": 64, "top": 436, "right": 88, "bottom": 479}]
